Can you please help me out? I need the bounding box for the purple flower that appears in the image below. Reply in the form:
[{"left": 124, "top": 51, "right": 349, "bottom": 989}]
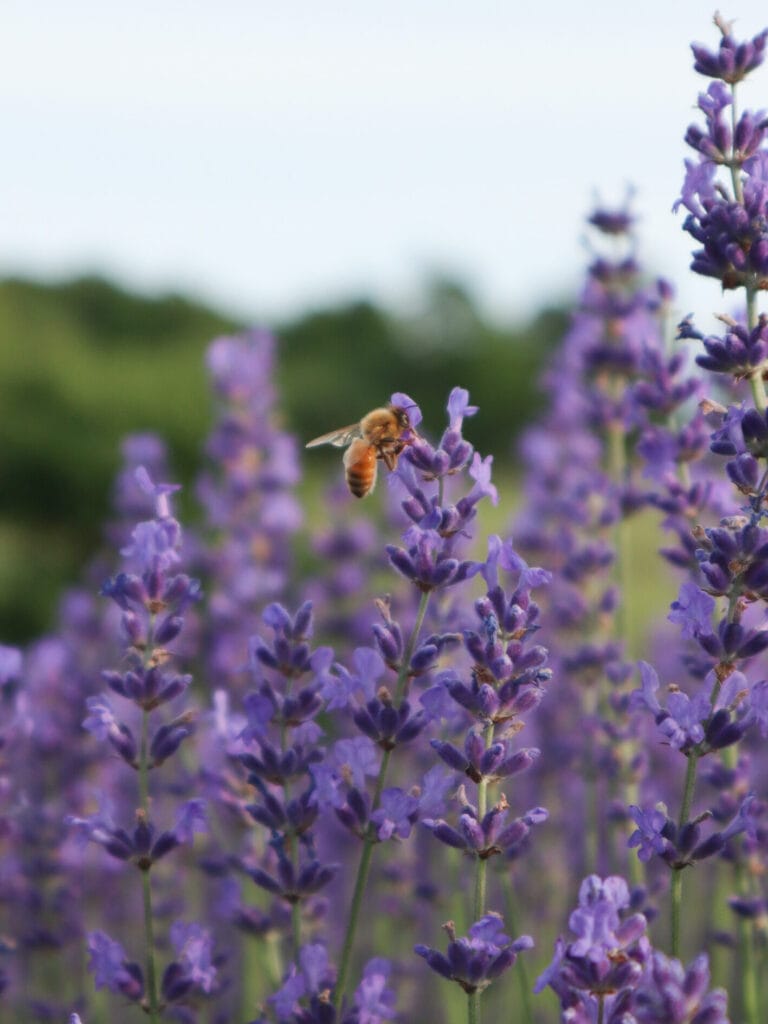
[
  {"left": 168, "top": 920, "right": 217, "bottom": 994},
  {"left": 390, "top": 390, "right": 423, "bottom": 430},
  {"left": 588, "top": 206, "right": 635, "bottom": 235},
  {"left": 269, "top": 943, "right": 334, "bottom": 1019},
  {"left": 323, "top": 647, "right": 387, "bottom": 709},
  {"left": 535, "top": 875, "right": 649, "bottom": 1004},
  {"left": 416, "top": 766, "right": 454, "bottom": 818},
  {"left": 748, "top": 678, "right": 768, "bottom": 735},
  {"left": 370, "top": 787, "right": 420, "bottom": 841},
  {"left": 0, "top": 644, "right": 22, "bottom": 687},
  {"left": 352, "top": 958, "right": 397, "bottom": 1023},
  {"left": 631, "top": 950, "right": 729, "bottom": 1023},
  {"left": 629, "top": 663, "right": 709, "bottom": 752},
  {"left": 82, "top": 696, "right": 137, "bottom": 765},
  {"left": 415, "top": 913, "right": 533, "bottom": 994},
  {"left": 329, "top": 736, "right": 379, "bottom": 789},
  {"left": 668, "top": 582, "right": 716, "bottom": 639},
  {"left": 568, "top": 875, "right": 645, "bottom": 960},
  {"left": 718, "top": 793, "right": 759, "bottom": 843},
  {"left": 134, "top": 464, "right": 181, "bottom": 520},
  {"left": 386, "top": 527, "right": 480, "bottom": 592},
  {"left": 447, "top": 386, "right": 479, "bottom": 430},
  {"left": 423, "top": 792, "right": 547, "bottom": 858},
  {"left": 120, "top": 517, "right": 182, "bottom": 575},
  {"left": 173, "top": 799, "right": 208, "bottom": 843},
  {"left": 482, "top": 533, "right": 551, "bottom": 591},
  {"left": 691, "top": 16, "right": 768, "bottom": 84},
  {"left": 628, "top": 804, "right": 674, "bottom": 863},
  {"left": 86, "top": 931, "right": 143, "bottom": 999}
]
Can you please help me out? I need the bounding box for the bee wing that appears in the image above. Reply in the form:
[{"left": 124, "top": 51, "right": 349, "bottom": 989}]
[{"left": 305, "top": 423, "right": 363, "bottom": 449}]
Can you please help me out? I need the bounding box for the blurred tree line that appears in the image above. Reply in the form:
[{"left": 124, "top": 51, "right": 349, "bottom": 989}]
[{"left": 0, "top": 274, "right": 567, "bottom": 641}]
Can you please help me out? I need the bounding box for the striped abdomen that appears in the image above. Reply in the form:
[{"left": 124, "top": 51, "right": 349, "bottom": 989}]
[{"left": 343, "top": 440, "right": 378, "bottom": 498}]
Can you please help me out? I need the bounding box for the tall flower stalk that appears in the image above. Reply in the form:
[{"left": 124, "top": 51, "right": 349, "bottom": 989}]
[
  {"left": 418, "top": 533, "right": 550, "bottom": 1024},
  {"left": 69, "top": 469, "right": 213, "bottom": 1020},
  {"left": 514, "top": 207, "right": 674, "bottom": 888},
  {"left": 331, "top": 388, "right": 496, "bottom": 1011},
  {"left": 623, "top": 16, "right": 768, "bottom": 1022}
]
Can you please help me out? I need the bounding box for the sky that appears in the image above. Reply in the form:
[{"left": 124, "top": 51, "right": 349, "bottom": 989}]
[{"left": 2, "top": 1, "right": 768, "bottom": 327}]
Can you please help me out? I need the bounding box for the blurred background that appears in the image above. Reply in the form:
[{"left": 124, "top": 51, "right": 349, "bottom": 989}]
[{"left": 2, "top": 0, "right": 766, "bottom": 641}]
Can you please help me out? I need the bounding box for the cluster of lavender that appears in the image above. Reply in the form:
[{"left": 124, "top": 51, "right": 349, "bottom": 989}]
[
  {"left": 536, "top": 875, "right": 728, "bottom": 1024},
  {"left": 70, "top": 471, "right": 214, "bottom": 1021},
  {"left": 3, "top": 12, "right": 768, "bottom": 1024},
  {"left": 623, "top": 17, "right": 768, "bottom": 1023},
  {"left": 513, "top": 206, "right": 682, "bottom": 894},
  {"left": 196, "top": 330, "right": 303, "bottom": 690}
]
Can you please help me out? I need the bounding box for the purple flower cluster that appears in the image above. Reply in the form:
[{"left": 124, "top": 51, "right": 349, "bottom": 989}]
[
  {"left": 536, "top": 875, "right": 729, "bottom": 1024},
  {"left": 197, "top": 330, "right": 303, "bottom": 689},
  {"left": 5, "top": 14, "right": 768, "bottom": 1024},
  {"left": 415, "top": 913, "right": 533, "bottom": 995},
  {"left": 71, "top": 469, "right": 217, "bottom": 1017}
]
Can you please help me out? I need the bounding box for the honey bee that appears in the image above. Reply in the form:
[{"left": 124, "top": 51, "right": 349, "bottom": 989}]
[{"left": 305, "top": 405, "right": 415, "bottom": 498}]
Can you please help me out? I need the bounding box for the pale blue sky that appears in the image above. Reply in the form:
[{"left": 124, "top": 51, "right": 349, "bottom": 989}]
[{"left": 2, "top": 1, "right": 767, "bottom": 326}]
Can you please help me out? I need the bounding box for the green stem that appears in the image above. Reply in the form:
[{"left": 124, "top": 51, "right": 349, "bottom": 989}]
[
  {"left": 501, "top": 874, "right": 534, "bottom": 1024},
  {"left": 583, "top": 684, "right": 599, "bottom": 874},
  {"left": 141, "top": 868, "right": 160, "bottom": 1022},
  {"left": 290, "top": 902, "right": 302, "bottom": 960},
  {"left": 721, "top": 740, "right": 760, "bottom": 1024},
  {"left": 395, "top": 589, "right": 432, "bottom": 701},
  {"left": 736, "top": 877, "right": 759, "bottom": 1024},
  {"left": 597, "top": 993, "right": 605, "bottom": 1024},
  {"left": 746, "top": 289, "right": 766, "bottom": 411},
  {"left": 334, "top": 590, "right": 431, "bottom": 1010},
  {"left": 468, "top": 990, "right": 480, "bottom": 1024},
  {"left": 334, "top": 823, "right": 378, "bottom": 1012},
  {"left": 468, "top": 722, "right": 496, "bottom": 1024},
  {"left": 670, "top": 751, "right": 699, "bottom": 959},
  {"left": 473, "top": 722, "right": 495, "bottom": 924},
  {"left": 624, "top": 778, "right": 643, "bottom": 889}
]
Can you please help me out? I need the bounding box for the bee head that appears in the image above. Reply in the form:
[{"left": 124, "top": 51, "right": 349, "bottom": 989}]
[{"left": 392, "top": 406, "right": 411, "bottom": 431}]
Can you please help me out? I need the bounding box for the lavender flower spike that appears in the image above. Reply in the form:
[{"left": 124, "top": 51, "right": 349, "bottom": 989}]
[
  {"left": 631, "top": 950, "right": 729, "bottom": 1023},
  {"left": 415, "top": 913, "right": 533, "bottom": 995}
]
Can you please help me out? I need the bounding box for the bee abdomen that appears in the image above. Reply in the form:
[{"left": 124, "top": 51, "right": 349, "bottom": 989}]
[
  {"left": 344, "top": 441, "right": 377, "bottom": 498},
  {"left": 347, "top": 471, "right": 373, "bottom": 498}
]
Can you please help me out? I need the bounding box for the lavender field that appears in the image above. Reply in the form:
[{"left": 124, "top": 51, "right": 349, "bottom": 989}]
[{"left": 3, "top": 14, "right": 768, "bottom": 1024}]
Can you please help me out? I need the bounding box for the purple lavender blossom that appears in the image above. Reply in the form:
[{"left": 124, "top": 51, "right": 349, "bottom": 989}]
[
  {"left": 86, "top": 931, "right": 143, "bottom": 1000},
  {"left": 78, "top": 467, "right": 215, "bottom": 1019},
  {"left": 197, "top": 329, "right": 303, "bottom": 689},
  {"left": 164, "top": 920, "right": 218, "bottom": 996},
  {"left": 422, "top": 789, "right": 547, "bottom": 859},
  {"left": 414, "top": 913, "right": 533, "bottom": 995},
  {"left": 691, "top": 15, "right": 767, "bottom": 84},
  {"left": 631, "top": 950, "right": 729, "bottom": 1023},
  {"left": 677, "top": 17, "right": 768, "bottom": 291},
  {"left": 535, "top": 875, "right": 649, "bottom": 1007}
]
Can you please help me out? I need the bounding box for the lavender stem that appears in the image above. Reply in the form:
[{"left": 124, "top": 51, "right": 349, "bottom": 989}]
[
  {"left": 670, "top": 750, "right": 699, "bottom": 959},
  {"left": 334, "top": 589, "right": 431, "bottom": 1010},
  {"left": 468, "top": 720, "right": 495, "bottom": 1024},
  {"left": 501, "top": 874, "right": 534, "bottom": 1024}
]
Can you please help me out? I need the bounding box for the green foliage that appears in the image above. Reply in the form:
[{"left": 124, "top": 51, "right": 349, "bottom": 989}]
[{"left": 0, "top": 273, "right": 567, "bottom": 641}]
